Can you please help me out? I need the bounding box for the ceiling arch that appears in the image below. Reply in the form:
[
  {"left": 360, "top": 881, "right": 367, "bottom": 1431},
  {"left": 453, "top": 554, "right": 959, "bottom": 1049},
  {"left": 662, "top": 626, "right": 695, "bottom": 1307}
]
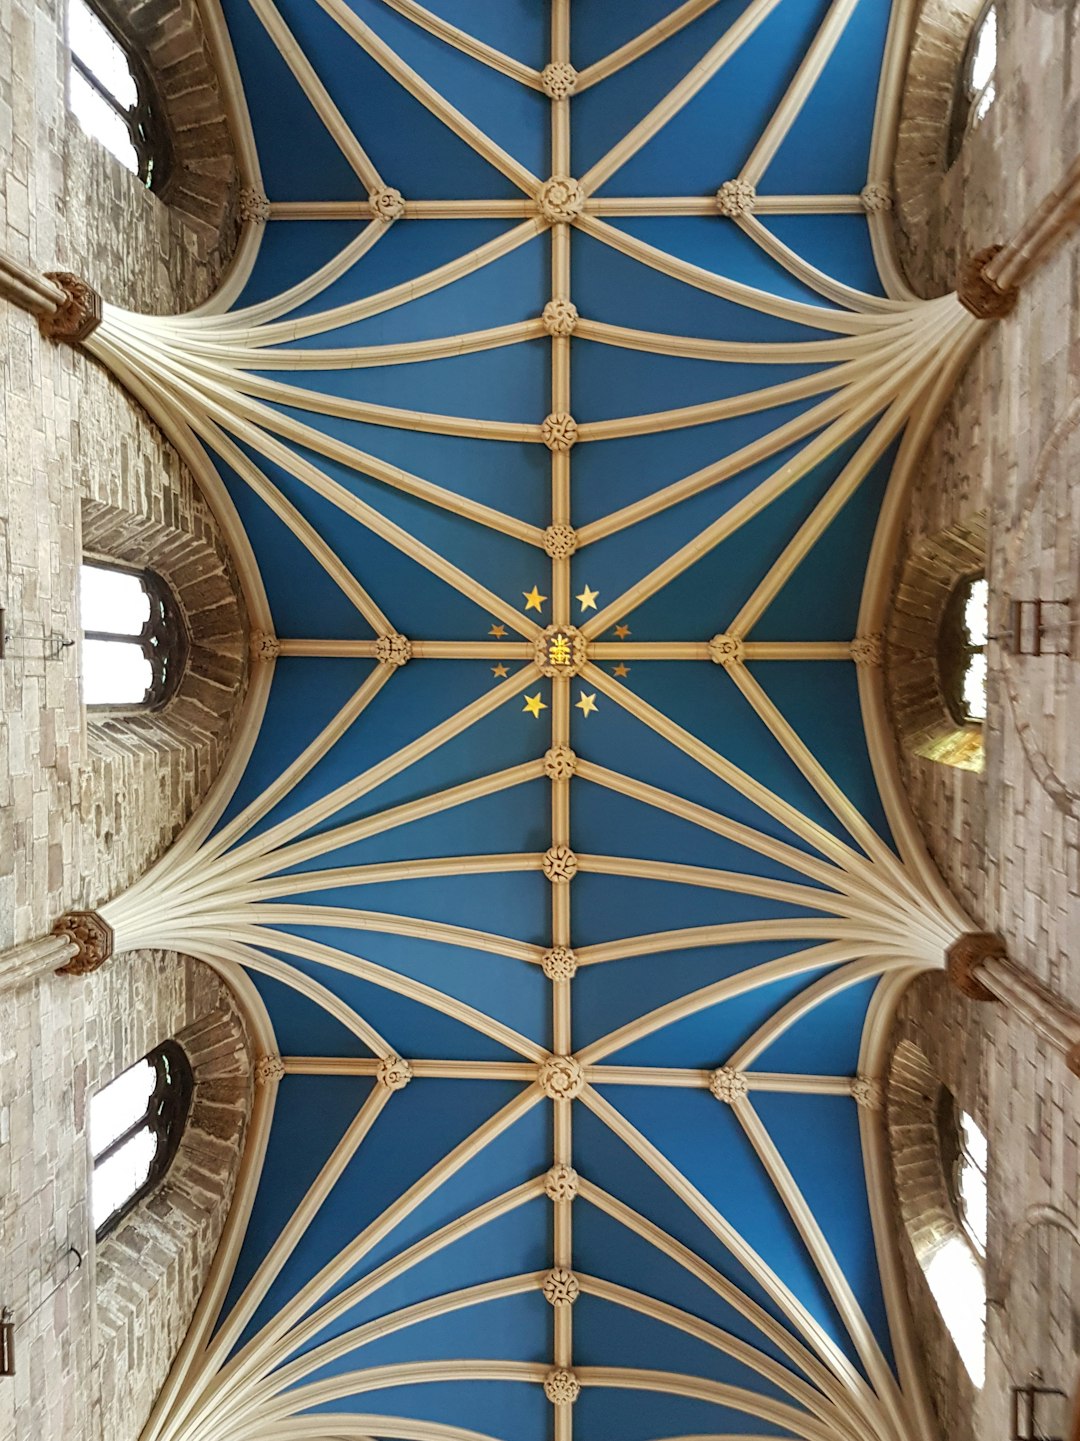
[{"left": 81, "top": 2, "right": 991, "bottom": 1438}]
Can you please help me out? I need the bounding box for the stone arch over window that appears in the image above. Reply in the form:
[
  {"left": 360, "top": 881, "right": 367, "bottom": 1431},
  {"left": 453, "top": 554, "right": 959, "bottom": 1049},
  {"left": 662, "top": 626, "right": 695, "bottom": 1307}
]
[
  {"left": 69, "top": 0, "right": 240, "bottom": 250},
  {"left": 886, "top": 1038, "right": 988, "bottom": 1388},
  {"left": 92, "top": 957, "right": 255, "bottom": 1440},
  {"left": 885, "top": 511, "right": 988, "bottom": 772},
  {"left": 79, "top": 493, "right": 250, "bottom": 895},
  {"left": 890, "top": 0, "right": 997, "bottom": 296}
]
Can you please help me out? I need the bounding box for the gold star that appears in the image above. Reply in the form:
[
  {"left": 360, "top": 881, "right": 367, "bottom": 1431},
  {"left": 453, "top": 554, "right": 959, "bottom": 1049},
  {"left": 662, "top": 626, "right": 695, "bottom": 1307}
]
[
  {"left": 575, "top": 691, "right": 598, "bottom": 717},
  {"left": 576, "top": 584, "right": 599, "bottom": 612},
  {"left": 492, "top": 663, "right": 509, "bottom": 678},
  {"left": 613, "top": 663, "right": 630, "bottom": 678},
  {"left": 523, "top": 692, "right": 548, "bottom": 718},
  {"left": 523, "top": 585, "right": 547, "bottom": 613},
  {"left": 613, "top": 624, "right": 631, "bottom": 639},
  {"left": 488, "top": 624, "right": 507, "bottom": 638}
]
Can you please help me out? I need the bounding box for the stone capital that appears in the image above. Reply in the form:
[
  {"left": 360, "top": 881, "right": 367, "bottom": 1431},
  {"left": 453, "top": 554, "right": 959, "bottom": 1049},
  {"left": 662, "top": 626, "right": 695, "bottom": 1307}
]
[
  {"left": 957, "top": 245, "right": 1018, "bottom": 320},
  {"left": 946, "top": 931, "right": 1006, "bottom": 1002},
  {"left": 39, "top": 272, "right": 102, "bottom": 344},
  {"left": 53, "top": 910, "right": 114, "bottom": 975}
]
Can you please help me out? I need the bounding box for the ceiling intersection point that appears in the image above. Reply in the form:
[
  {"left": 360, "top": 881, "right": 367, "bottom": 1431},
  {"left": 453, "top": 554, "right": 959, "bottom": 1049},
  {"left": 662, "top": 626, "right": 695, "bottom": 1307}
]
[
  {"left": 861, "top": 183, "right": 894, "bottom": 213},
  {"left": 249, "top": 630, "right": 280, "bottom": 661},
  {"left": 708, "top": 633, "right": 745, "bottom": 666},
  {"left": 543, "top": 1368, "right": 581, "bottom": 1405},
  {"left": 543, "top": 522, "right": 579, "bottom": 558},
  {"left": 253, "top": 1054, "right": 286, "bottom": 1085},
  {"left": 535, "top": 625, "right": 587, "bottom": 677},
  {"left": 376, "top": 1055, "right": 413, "bottom": 1091},
  {"left": 543, "top": 746, "right": 577, "bottom": 781},
  {"left": 374, "top": 633, "right": 412, "bottom": 667},
  {"left": 543, "top": 1164, "right": 579, "bottom": 1202},
  {"left": 541, "top": 411, "right": 578, "bottom": 451},
  {"left": 539, "top": 1055, "right": 585, "bottom": 1100},
  {"left": 542, "top": 298, "right": 578, "bottom": 337},
  {"left": 851, "top": 1076, "right": 885, "bottom": 1110},
  {"left": 537, "top": 176, "right": 585, "bottom": 224},
  {"left": 542, "top": 845, "right": 578, "bottom": 883},
  {"left": 238, "top": 186, "right": 271, "bottom": 223},
  {"left": 542, "top": 1268, "right": 580, "bottom": 1307},
  {"left": 851, "top": 632, "right": 885, "bottom": 666},
  {"left": 541, "top": 946, "right": 578, "bottom": 981},
  {"left": 541, "top": 62, "right": 578, "bottom": 100},
  {"left": 709, "top": 1066, "right": 749, "bottom": 1103},
  {"left": 716, "top": 179, "right": 757, "bottom": 217},
  {"left": 368, "top": 186, "right": 406, "bottom": 221}
]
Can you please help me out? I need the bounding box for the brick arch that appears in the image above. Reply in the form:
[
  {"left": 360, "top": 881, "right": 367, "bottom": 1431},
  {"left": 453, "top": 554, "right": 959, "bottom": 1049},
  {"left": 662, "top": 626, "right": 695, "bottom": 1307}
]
[
  {"left": 886, "top": 1038, "right": 964, "bottom": 1266},
  {"left": 885, "top": 511, "right": 988, "bottom": 772},
  {"left": 79, "top": 488, "right": 249, "bottom": 901},
  {"left": 891, "top": 0, "right": 989, "bottom": 295},
  {"left": 89, "top": 0, "right": 240, "bottom": 252},
  {"left": 93, "top": 955, "right": 254, "bottom": 1439}
]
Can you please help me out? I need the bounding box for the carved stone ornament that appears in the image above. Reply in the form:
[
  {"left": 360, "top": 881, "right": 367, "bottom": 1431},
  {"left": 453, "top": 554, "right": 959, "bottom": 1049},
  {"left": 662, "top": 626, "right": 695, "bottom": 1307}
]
[
  {"left": 708, "top": 633, "right": 744, "bottom": 667},
  {"left": 544, "top": 1368, "right": 581, "bottom": 1405},
  {"left": 544, "top": 1163, "right": 579, "bottom": 1201},
  {"left": 543, "top": 845, "right": 578, "bottom": 883},
  {"left": 254, "top": 1054, "right": 286, "bottom": 1085},
  {"left": 715, "top": 179, "right": 757, "bottom": 218},
  {"left": 543, "top": 745, "right": 578, "bottom": 781},
  {"left": 542, "top": 411, "right": 579, "bottom": 452},
  {"left": 369, "top": 186, "right": 407, "bottom": 222},
  {"left": 946, "top": 931, "right": 1005, "bottom": 1002},
  {"left": 375, "top": 633, "right": 412, "bottom": 667},
  {"left": 542, "top": 298, "right": 579, "bottom": 337},
  {"left": 957, "top": 244, "right": 1018, "bottom": 321},
  {"left": 237, "top": 187, "right": 271, "bottom": 223},
  {"left": 860, "top": 183, "right": 893, "bottom": 213},
  {"left": 377, "top": 1055, "right": 414, "bottom": 1091},
  {"left": 709, "top": 1066, "right": 748, "bottom": 1104},
  {"left": 851, "top": 1075, "right": 884, "bottom": 1111},
  {"left": 542, "top": 1267, "right": 580, "bottom": 1306},
  {"left": 53, "top": 910, "right": 114, "bottom": 975},
  {"left": 850, "top": 632, "right": 884, "bottom": 667},
  {"left": 250, "top": 629, "right": 281, "bottom": 661},
  {"left": 542, "top": 946, "right": 578, "bottom": 981},
  {"left": 541, "top": 62, "right": 579, "bottom": 101},
  {"left": 535, "top": 625, "right": 587, "bottom": 677},
  {"left": 543, "top": 522, "right": 579, "bottom": 559},
  {"left": 539, "top": 1054, "right": 585, "bottom": 1100},
  {"left": 39, "top": 272, "right": 102, "bottom": 344},
  {"left": 538, "top": 175, "right": 585, "bottom": 225}
]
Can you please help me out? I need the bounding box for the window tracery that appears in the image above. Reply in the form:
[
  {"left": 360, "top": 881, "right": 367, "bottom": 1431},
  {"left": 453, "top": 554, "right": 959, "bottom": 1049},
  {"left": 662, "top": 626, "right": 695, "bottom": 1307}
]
[
  {"left": 950, "top": 1, "right": 998, "bottom": 163},
  {"left": 939, "top": 574, "right": 989, "bottom": 725},
  {"left": 91, "top": 1041, "right": 193, "bottom": 1239},
  {"left": 67, "top": 0, "right": 168, "bottom": 187},
  {"left": 80, "top": 561, "right": 187, "bottom": 709}
]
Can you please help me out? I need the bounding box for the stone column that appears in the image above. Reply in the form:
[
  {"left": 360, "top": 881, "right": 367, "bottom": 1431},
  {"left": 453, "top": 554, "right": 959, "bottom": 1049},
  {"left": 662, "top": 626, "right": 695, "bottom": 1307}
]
[
  {"left": 947, "top": 932, "right": 1080, "bottom": 1078},
  {"left": 0, "top": 248, "right": 101, "bottom": 341},
  {"left": 0, "top": 911, "right": 114, "bottom": 993}
]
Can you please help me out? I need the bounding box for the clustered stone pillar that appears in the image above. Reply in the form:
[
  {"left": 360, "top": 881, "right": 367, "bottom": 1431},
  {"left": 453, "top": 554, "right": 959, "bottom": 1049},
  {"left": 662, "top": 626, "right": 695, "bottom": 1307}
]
[
  {"left": 947, "top": 932, "right": 1080, "bottom": 1078},
  {"left": 0, "top": 911, "right": 114, "bottom": 993},
  {"left": 0, "top": 248, "right": 101, "bottom": 342}
]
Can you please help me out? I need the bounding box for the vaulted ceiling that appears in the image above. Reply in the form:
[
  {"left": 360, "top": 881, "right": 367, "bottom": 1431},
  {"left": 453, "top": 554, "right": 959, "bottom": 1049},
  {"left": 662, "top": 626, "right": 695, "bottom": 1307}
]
[{"left": 87, "top": 2, "right": 986, "bottom": 1438}]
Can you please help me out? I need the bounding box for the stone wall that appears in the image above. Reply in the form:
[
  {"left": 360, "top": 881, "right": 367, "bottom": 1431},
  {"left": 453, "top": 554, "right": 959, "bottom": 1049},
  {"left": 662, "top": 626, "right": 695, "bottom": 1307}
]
[
  {"left": 0, "top": 2, "right": 250, "bottom": 1440},
  {"left": 884, "top": 0, "right": 1080, "bottom": 1435}
]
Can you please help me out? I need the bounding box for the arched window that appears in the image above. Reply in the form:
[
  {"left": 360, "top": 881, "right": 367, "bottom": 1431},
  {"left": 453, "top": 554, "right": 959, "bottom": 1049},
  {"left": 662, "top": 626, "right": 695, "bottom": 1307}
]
[
  {"left": 66, "top": 0, "right": 168, "bottom": 186},
  {"left": 939, "top": 573, "right": 989, "bottom": 725},
  {"left": 923, "top": 1088, "right": 988, "bottom": 1386},
  {"left": 80, "top": 560, "right": 187, "bottom": 708},
  {"left": 90, "top": 1042, "right": 194, "bottom": 1239},
  {"left": 950, "top": 1, "right": 998, "bottom": 161}
]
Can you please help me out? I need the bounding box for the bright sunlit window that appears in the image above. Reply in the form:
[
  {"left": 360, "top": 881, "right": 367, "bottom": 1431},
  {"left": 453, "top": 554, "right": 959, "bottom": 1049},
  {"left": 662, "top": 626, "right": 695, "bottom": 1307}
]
[
  {"left": 90, "top": 1043, "right": 193, "bottom": 1238},
  {"left": 930, "top": 1089, "right": 989, "bottom": 1386},
  {"left": 966, "top": 4, "right": 997, "bottom": 127},
  {"left": 67, "top": 0, "right": 161, "bottom": 184},
  {"left": 939, "top": 574, "right": 989, "bottom": 725},
  {"left": 80, "top": 561, "right": 186, "bottom": 708}
]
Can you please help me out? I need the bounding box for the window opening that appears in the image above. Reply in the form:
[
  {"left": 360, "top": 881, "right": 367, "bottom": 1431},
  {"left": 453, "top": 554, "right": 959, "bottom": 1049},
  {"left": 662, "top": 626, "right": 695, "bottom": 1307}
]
[
  {"left": 67, "top": 0, "right": 168, "bottom": 186},
  {"left": 927, "top": 1088, "right": 988, "bottom": 1386},
  {"left": 91, "top": 1042, "right": 193, "bottom": 1239},
  {"left": 80, "top": 561, "right": 187, "bottom": 708},
  {"left": 939, "top": 573, "right": 989, "bottom": 724},
  {"left": 949, "top": 2, "right": 997, "bottom": 161}
]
